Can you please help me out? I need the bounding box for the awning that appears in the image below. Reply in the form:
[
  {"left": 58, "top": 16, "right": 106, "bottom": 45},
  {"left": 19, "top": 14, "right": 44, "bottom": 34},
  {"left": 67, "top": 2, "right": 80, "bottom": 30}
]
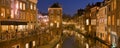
[{"left": 1, "top": 21, "right": 27, "bottom": 25}]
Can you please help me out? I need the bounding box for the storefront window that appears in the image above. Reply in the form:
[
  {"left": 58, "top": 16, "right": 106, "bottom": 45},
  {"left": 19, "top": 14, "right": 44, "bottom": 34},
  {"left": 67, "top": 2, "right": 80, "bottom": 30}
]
[{"left": 2, "top": 25, "right": 8, "bottom": 32}]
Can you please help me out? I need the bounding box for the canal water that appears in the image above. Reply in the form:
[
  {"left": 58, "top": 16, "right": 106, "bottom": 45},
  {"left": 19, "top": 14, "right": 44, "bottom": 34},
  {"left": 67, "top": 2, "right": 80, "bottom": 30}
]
[
  {"left": 61, "top": 33, "right": 110, "bottom": 48},
  {"left": 62, "top": 36, "right": 79, "bottom": 48}
]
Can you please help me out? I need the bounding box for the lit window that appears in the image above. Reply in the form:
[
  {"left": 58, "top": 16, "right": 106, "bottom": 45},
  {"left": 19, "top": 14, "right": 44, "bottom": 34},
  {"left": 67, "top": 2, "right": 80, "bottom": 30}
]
[
  {"left": 31, "top": 25, "right": 33, "bottom": 29},
  {"left": 114, "top": 0, "right": 116, "bottom": 10},
  {"left": 16, "top": 1, "right": 19, "bottom": 9},
  {"left": 50, "top": 23, "right": 53, "bottom": 26},
  {"left": 91, "top": 19, "right": 96, "bottom": 25},
  {"left": 10, "top": 25, "right": 14, "bottom": 30},
  {"left": 25, "top": 43, "right": 29, "bottom": 48},
  {"left": 33, "top": 41, "right": 35, "bottom": 47},
  {"left": 117, "top": 19, "right": 120, "bottom": 26},
  {"left": 1, "top": 8, "right": 5, "bottom": 18},
  {"left": 30, "top": 4, "right": 33, "bottom": 10},
  {"left": 18, "top": 25, "right": 23, "bottom": 31},
  {"left": 2, "top": 25, "right": 8, "bottom": 31},
  {"left": 20, "top": 2, "right": 22, "bottom": 10},
  {"left": 86, "top": 19, "right": 89, "bottom": 25},
  {"left": 34, "top": 5, "right": 36, "bottom": 10},
  {"left": 112, "top": 15, "right": 114, "bottom": 25},
  {"left": 89, "top": 26, "right": 91, "bottom": 32},
  {"left": 90, "top": 13, "right": 91, "bottom": 16},
  {"left": 23, "top": 3, "right": 26, "bottom": 10},
  {"left": 6, "top": 9, "right": 10, "bottom": 14},
  {"left": 50, "top": 10, "right": 54, "bottom": 14},
  {"left": 108, "top": 16, "right": 111, "bottom": 25},
  {"left": 57, "top": 22, "right": 59, "bottom": 28}
]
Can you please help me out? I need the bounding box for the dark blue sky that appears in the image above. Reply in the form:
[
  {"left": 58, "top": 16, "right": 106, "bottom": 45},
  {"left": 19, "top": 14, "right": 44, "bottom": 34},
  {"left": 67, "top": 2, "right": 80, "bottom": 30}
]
[{"left": 37, "top": 0, "right": 103, "bottom": 15}]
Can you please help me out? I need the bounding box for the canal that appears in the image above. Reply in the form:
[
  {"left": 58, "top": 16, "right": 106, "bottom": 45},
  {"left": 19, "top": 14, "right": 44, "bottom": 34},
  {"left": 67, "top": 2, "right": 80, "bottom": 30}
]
[
  {"left": 62, "top": 35, "right": 79, "bottom": 48},
  {"left": 60, "top": 30, "right": 110, "bottom": 48}
]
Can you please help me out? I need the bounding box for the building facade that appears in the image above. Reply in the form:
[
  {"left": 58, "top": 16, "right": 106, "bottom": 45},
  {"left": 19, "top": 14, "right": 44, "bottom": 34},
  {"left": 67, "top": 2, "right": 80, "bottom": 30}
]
[
  {"left": 104, "top": 0, "right": 119, "bottom": 47},
  {"left": 0, "top": 0, "right": 37, "bottom": 33},
  {"left": 0, "top": 0, "right": 38, "bottom": 48},
  {"left": 84, "top": 4, "right": 99, "bottom": 38},
  {"left": 97, "top": 5, "right": 107, "bottom": 41},
  {"left": 48, "top": 3, "right": 62, "bottom": 36}
]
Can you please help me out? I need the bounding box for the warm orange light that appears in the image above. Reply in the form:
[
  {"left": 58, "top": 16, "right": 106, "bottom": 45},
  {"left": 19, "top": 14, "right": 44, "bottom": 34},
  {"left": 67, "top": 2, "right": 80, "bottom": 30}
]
[
  {"left": 1, "top": 13, "right": 4, "bottom": 16},
  {"left": 16, "top": 1, "right": 19, "bottom": 9}
]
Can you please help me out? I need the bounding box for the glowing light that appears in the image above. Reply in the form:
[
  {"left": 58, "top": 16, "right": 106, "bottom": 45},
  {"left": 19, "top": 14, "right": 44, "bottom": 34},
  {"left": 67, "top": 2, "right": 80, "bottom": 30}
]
[
  {"left": 25, "top": 43, "right": 29, "bottom": 48},
  {"left": 33, "top": 41, "right": 35, "bottom": 47},
  {"left": 2, "top": 25, "right": 8, "bottom": 31},
  {"left": 50, "top": 23, "right": 53, "bottom": 26},
  {"left": 56, "top": 44, "right": 60, "bottom": 48},
  {"left": 20, "top": 2, "right": 22, "bottom": 9},
  {"left": 57, "top": 22, "right": 59, "bottom": 28},
  {"left": 86, "top": 19, "right": 89, "bottom": 25},
  {"left": 1, "top": 13, "right": 3, "bottom": 16},
  {"left": 30, "top": 4, "right": 33, "bottom": 9},
  {"left": 16, "top": 1, "right": 19, "bottom": 9},
  {"left": 86, "top": 43, "right": 89, "bottom": 48},
  {"left": 23, "top": 3, "right": 26, "bottom": 10}
]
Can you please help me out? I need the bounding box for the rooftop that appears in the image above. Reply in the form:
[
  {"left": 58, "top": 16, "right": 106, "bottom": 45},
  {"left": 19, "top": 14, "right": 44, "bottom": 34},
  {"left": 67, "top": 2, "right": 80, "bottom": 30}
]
[{"left": 50, "top": 3, "right": 61, "bottom": 8}]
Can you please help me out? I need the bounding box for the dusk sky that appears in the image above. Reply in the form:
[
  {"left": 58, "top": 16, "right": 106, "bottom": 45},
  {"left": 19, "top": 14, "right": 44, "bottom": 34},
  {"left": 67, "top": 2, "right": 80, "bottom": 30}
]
[{"left": 37, "top": 0, "right": 103, "bottom": 15}]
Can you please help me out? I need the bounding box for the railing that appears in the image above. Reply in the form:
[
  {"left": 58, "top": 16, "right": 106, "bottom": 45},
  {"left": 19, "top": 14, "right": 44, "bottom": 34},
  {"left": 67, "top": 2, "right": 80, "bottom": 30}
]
[{"left": 0, "top": 29, "right": 39, "bottom": 42}]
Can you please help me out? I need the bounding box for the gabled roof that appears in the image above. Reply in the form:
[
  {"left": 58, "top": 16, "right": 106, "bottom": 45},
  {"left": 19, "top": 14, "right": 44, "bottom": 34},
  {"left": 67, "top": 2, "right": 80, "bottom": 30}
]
[{"left": 50, "top": 3, "right": 61, "bottom": 8}]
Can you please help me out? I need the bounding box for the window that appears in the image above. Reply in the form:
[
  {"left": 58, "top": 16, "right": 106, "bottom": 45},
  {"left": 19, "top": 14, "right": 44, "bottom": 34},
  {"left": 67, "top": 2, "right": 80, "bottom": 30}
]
[
  {"left": 50, "top": 23, "right": 53, "bottom": 26},
  {"left": 11, "top": 10, "right": 14, "bottom": 18},
  {"left": 30, "top": 25, "right": 33, "bottom": 29},
  {"left": 33, "top": 41, "right": 35, "bottom": 47},
  {"left": 57, "top": 22, "right": 59, "bottom": 28},
  {"left": 89, "top": 26, "right": 91, "bottom": 32},
  {"left": 23, "top": 3, "right": 26, "bottom": 10},
  {"left": 18, "top": 25, "right": 23, "bottom": 31},
  {"left": 30, "top": 4, "right": 33, "bottom": 10},
  {"left": 90, "top": 13, "right": 91, "bottom": 17},
  {"left": 16, "top": 1, "right": 19, "bottom": 9},
  {"left": 1, "top": 8, "right": 5, "bottom": 18},
  {"left": 91, "top": 19, "right": 96, "bottom": 25},
  {"left": 1, "top": 25, "right": 8, "bottom": 31},
  {"left": 10, "top": 25, "right": 14, "bottom": 31},
  {"left": 6, "top": 0, "right": 10, "bottom": 6},
  {"left": 6, "top": 9, "right": 10, "bottom": 14},
  {"left": 25, "top": 43, "right": 29, "bottom": 48},
  {"left": 57, "top": 10, "right": 60, "bottom": 15},
  {"left": 108, "top": 16, "right": 111, "bottom": 25},
  {"left": 113, "top": 0, "right": 116, "bottom": 10},
  {"left": 117, "top": 19, "right": 120, "bottom": 26},
  {"left": 112, "top": 15, "right": 114, "bottom": 25},
  {"left": 34, "top": 4, "right": 36, "bottom": 10},
  {"left": 50, "top": 10, "right": 54, "bottom": 14},
  {"left": 86, "top": 19, "right": 89, "bottom": 25},
  {"left": 20, "top": 2, "right": 22, "bottom": 10}
]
